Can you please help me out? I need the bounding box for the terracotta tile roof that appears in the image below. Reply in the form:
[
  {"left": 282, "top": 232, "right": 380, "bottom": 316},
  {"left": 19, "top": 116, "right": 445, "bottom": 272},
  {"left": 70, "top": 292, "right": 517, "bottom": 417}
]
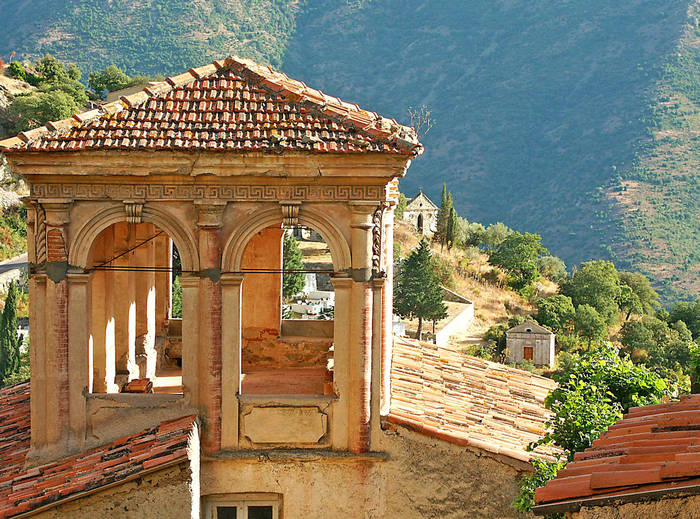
[
  {"left": 534, "top": 394, "right": 700, "bottom": 512},
  {"left": 0, "top": 57, "right": 421, "bottom": 156},
  {"left": 0, "top": 382, "right": 194, "bottom": 519},
  {"left": 388, "top": 338, "right": 561, "bottom": 462}
]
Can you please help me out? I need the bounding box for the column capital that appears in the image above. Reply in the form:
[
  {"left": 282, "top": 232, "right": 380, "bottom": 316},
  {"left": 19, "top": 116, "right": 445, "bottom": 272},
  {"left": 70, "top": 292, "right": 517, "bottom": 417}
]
[
  {"left": 179, "top": 273, "right": 201, "bottom": 289},
  {"left": 39, "top": 199, "right": 72, "bottom": 226},
  {"left": 195, "top": 200, "right": 226, "bottom": 229},
  {"left": 330, "top": 276, "right": 353, "bottom": 290},
  {"left": 220, "top": 273, "right": 245, "bottom": 286},
  {"left": 66, "top": 272, "right": 92, "bottom": 284}
]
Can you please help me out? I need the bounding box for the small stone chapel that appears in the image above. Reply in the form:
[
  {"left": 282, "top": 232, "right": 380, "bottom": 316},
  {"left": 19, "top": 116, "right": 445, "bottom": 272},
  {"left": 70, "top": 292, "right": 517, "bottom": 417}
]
[{"left": 0, "top": 56, "right": 559, "bottom": 518}]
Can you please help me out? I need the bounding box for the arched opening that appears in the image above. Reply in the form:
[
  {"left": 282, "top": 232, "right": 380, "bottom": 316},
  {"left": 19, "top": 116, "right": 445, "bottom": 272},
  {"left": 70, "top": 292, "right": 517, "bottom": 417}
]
[
  {"left": 239, "top": 223, "right": 335, "bottom": 396},
  {"left": 86, "top": 221, "right": 184, "bottom": 394},
  {"left": 417, "top": 213, "right": 424, "bottom": 234}
]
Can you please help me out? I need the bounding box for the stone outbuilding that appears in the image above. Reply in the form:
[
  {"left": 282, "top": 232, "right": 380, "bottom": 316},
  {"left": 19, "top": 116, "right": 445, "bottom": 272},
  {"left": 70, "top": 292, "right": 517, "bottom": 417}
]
[
  {"left": 0, "top": 55, "right": 559, "bottom": 518},
  {"left": 534, "top": 394, "right": 700, "bottom": 519},
  {"left": 402, "top": 190, "right": 438, "bottom": 235},
  {"left": 506, "top": 321, "right": 555, "bottom": 368}
]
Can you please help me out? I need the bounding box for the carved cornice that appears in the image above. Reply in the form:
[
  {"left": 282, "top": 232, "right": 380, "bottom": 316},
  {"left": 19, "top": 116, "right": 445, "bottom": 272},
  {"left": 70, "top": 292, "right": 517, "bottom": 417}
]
[{"left": 30, "top": 183, "right": 386, "bottom": 202}]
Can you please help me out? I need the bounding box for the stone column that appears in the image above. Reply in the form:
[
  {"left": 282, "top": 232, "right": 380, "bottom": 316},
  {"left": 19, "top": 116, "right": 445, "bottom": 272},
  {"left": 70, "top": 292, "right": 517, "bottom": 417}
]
[
  {"left": 220, "top": 273, "right": 244, "bottom": 449},
  {"left": 195, "top": 200, "right": 226, "bottom": 453},
  {"left": 347, "top": 203, "right": 376, "bottom": 453},
  {"left": 134, "top": 223, "right": 157, "bottom": 379},
  {"left": 180, "top": 274, "right": 200, "bottom": 406},
  {"left": 67, "top": 272, "right": 91, "bottom": 452},
  {"left": 380, "top": 208, "right": 395, "bottom": 415},
  {"left": 28, "top": 274, "right": 47, "bottom": 453},
  {"left": 330, "top": 276, "right": 352, "bottom": 450},
  {"left": 371, "top": 277, "right": 384, "bottom": 443},
  {"left": 90, "top": 228, "right": 117, "bottom": 393},
  {"left": 35, "top": 200, "right": 72, "bottom": 459},
  {"left": 112, "top": 222, "right": 138, "bottom": 387}
]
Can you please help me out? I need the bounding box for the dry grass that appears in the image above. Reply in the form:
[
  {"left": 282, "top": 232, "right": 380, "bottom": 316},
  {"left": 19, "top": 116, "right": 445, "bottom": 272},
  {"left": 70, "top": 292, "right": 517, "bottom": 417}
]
[{"left": 394, "top": 219, "right": 549, "bottom": 345}]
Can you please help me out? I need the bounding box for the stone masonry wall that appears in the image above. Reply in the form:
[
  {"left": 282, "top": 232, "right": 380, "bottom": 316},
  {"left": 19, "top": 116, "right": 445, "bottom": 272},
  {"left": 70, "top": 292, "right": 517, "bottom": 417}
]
[
  {"left": 570, "top": 493, "right": 700, "bottom": 519},
  {"left": 31, "top": 464, "right": 193, "bottom": 519}
]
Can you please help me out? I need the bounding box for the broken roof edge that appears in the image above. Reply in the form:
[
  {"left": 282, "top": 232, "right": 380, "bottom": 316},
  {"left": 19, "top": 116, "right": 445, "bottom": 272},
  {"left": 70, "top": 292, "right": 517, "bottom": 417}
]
[
  {"left": 383, "top": 412, "right": 560, "bottom": 465},
  {"left": 0, "top": 55, "right": 423, "bottom": 156},
  {"left": 532, "top": 479, "right": 700, "bottom": 516}
]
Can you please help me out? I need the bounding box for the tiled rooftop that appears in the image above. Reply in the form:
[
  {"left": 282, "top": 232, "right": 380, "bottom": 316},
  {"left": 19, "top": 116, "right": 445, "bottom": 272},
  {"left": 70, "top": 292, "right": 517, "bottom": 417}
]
[
  {"left": 534, "top": 394, "right": 700, "bottom": 510},
  {"left": 0, "top": 56, "right": 421, "bottom": 156},
  {"left": 388, "top": 338, "right": 561, "bottom": 462},
  {"left": 0, "top": 382, "right": 194, "bottom": 519}
]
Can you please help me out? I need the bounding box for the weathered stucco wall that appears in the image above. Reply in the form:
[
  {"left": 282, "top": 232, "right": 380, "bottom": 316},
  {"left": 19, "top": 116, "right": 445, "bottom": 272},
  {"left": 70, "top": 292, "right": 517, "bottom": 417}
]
[
  {"left": 569, "top": 493, "right": 700, "bottom": 519},
  {"left": 199, "top": 426, "right": 532, "bottom": 518},
  {"left": 30, "top": 464, "right": 193, "bottom": 519}
]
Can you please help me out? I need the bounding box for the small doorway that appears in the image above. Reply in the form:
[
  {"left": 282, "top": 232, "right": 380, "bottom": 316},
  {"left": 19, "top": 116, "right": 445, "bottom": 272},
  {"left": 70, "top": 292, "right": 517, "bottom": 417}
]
[
  {"left": 523, "top": 346, "right": 534, "bottom": 361},
  {"left": 417, "top": 213, "right": 424, "bottom": 234}
]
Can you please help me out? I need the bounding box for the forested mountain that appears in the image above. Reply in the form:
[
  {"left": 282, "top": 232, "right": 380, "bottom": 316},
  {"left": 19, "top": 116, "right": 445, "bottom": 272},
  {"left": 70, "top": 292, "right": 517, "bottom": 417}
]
[{"left": 0, "top": 0, "right": 698, "bottom": 302}]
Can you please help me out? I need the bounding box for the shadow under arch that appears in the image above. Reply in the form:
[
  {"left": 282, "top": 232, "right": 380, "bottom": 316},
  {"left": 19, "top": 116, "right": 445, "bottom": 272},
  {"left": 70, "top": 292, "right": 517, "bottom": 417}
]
[
  {"left": 68, "top": 204, "right": 200, "bottom": 272},
  {"left": 221, "top": 206, "right": 351, "bottom": 273}
]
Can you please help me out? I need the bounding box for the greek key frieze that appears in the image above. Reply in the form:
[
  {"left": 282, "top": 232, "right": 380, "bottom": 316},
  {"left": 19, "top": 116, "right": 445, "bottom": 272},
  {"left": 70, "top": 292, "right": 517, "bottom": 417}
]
[{"left": 30, "top": 183, "right": 384, "bottom": 202}]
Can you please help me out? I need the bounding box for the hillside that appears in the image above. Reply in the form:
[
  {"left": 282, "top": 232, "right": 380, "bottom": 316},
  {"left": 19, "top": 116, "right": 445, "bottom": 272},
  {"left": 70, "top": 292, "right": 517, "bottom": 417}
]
[{"left": 0, "top": 0, "right": 697, "bottom": 302}]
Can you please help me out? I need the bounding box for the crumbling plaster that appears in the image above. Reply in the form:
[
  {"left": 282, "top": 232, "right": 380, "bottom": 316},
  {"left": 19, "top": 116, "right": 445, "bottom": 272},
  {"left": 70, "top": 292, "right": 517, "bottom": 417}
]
[{"left": 568, "top": 493, "right": 700, "bottom": 519}]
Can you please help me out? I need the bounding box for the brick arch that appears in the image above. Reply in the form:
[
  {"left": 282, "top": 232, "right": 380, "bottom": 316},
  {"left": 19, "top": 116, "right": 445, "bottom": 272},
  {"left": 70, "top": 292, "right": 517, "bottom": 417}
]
[
  {"left": 221, "top": 205, "right": 351, "bottom": 273},
  {"left": 68, "top": 204, "right": 200, "bottom": 272}
]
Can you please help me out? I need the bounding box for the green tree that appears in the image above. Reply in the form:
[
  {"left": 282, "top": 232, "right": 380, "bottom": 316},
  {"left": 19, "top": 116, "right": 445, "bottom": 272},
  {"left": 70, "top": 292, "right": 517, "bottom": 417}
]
[
  {"left": 488, "top": 231, "right": 548, "bottom": 290},
  {"left": 9, "top": 91, "right": 80, "bottom": 133},
  {"left": 482, "top": 222, "right": 511, "bottom": 251},
  {"left": 537, "top": 256, "right": 568, "bottom": 283},
  {"left": 88, "top": 65, "right": 131, "bottom": 97},
  {"left": 536, "top": 294, "right": 575, "bottom": 333},
  {"left": 574, "top": 304, "right": 607, "bottom": 345},
  {"left": 8, "top": 62, "right": 26, "bottom": 81},
  {"left": 35, "top": 54, "right": 68, "bottom": 83},
  {"left": 67, "top": 64, "right": 81, "bottom": 81},
  {"left": 394, "top": 239, "right": 447, "bottom": 340},
  {"left": 619, "top": 271, "right": 659, "bottom": 320},
  {"left": 171, "top": 277, "right": 182, "bottom": 319},
  {"left": 282, "top": 231, "right": 305, "bottom": 300},
  {"left": 668, "top": 299, "right": 700, "bottom": 340},
  {"left": 462, "top": 221, "right": 486, "bottom": 247},
  {"left": 562, "top": 261, "right": 621, "bottom": 324},
  {"left": 619, "top": 316, "right": 695, "bottom": 375},
  {"left": 395, "top": 193, "right": 407, "bottom": 219},
  {"left": 517, "top": 343, "right": 673, "bottom": 513},
  {"left": 446, "top": 203, "right": 459, "bottom": 249},
  {"left": 435, "top": 184, "right": 453, "bottom": 250},
  {"left": 513, "top": 459, "right": 567, "bottom": 518},
  {"left": 0, "top": 282, "right": 23, "bottom": 384}
]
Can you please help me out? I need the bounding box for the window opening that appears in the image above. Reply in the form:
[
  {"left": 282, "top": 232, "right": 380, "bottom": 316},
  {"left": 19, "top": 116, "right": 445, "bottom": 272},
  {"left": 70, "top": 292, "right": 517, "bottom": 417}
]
[
  {"left": 87, "top": 221, "right": 182, "bottom": 395},
  {"left": 240, "top": 224, "right": 335, "bottom": 396},
  {"left": 204, "top": 495, "right": 279, "bottom": 519}
]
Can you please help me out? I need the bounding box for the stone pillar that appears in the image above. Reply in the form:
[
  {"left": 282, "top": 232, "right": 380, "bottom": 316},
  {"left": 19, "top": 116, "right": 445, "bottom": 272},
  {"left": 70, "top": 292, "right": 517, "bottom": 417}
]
[
  {"left": 28, "top": 274, "right": 47, "bottom": 452},
  {"left": 90, "top": 229, "right": 117, "bottom": 393},
  {"left": 348, "top": 203, "right": 375, "bottom": 453},
  {"left": 153, "top": 234, "right": 171, "bottom": 331},
  {"left": 31, "top": 200, "right": 72, "bottom": 460},
  {"left": 371, "top": 277, "right": 384, "bottom": 442},
  {"left": 134, "top": 223, "right": 157, "bottom": 379},
  {"left": 381, "top": 208, "right": 395, "bottom": 415},
  {"left": 330, "top": 276, "right": 352, "bottom": 450},
  {"left": 195, "top": 200, "right": 226, "bottom": 453},
  {"left": 220, "top": 273, "right": 244, "bottom": 449},
  {"left": 112, "top": 222, "right": 138, "bottom": 387},
  {"left": 67, "top": 272, "right": 91, "bottom": 451},
  {"left": 180, "top": 274, "right": 200, "bottom": 406}
]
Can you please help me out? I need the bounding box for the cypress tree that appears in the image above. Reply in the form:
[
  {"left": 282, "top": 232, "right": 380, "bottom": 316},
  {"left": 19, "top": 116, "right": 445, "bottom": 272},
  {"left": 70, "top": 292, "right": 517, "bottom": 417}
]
[
  {"left": 0, "top": 282, "right": 22, "bottom": 383},
  {"left": 394, "top": 239, "right": 448, "bottom": 340},
  {"left": 283, "top": 231, "right": 305, "bottom": 300},
  {"left": 435, "top": 184, "right": 449, "bottom": 247}
]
